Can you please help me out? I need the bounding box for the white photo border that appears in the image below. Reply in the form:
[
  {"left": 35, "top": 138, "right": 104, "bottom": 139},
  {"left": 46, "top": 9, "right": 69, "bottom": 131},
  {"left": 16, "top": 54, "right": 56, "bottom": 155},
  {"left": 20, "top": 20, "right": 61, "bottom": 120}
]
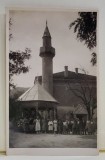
[{"left": 6, "top": 7, "right": 99, "bottom": 156}]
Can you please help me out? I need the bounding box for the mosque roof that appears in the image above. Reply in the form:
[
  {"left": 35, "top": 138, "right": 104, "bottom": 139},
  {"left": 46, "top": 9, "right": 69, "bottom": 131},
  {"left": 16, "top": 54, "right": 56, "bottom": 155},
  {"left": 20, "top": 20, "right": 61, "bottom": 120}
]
[{"left": 18, "top": 81, "right": 58, "bottom": 103}]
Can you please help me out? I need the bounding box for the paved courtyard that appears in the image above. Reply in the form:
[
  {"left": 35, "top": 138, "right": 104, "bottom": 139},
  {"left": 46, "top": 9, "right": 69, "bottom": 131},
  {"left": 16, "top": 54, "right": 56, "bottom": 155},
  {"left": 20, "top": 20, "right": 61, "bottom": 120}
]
[{"left": 9, "top": 129, "right": 97, "bottom": 148}]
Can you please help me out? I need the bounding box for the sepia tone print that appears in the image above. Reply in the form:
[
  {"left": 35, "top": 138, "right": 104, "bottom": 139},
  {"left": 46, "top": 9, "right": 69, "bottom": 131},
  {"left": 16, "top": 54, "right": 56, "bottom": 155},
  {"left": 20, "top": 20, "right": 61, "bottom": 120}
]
[{"left": 8, "top": 10, "right": 97, "bottom": 149}]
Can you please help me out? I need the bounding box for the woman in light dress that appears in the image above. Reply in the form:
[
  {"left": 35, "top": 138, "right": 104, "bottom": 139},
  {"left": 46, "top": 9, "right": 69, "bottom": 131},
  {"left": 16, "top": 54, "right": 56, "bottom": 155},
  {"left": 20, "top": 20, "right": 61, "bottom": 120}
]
[
  {"left": 34, "top": 117, "right": 41, "bottom": 133},
  {"left": 48, "top": 120, "right": 53, "bottom": 133}
]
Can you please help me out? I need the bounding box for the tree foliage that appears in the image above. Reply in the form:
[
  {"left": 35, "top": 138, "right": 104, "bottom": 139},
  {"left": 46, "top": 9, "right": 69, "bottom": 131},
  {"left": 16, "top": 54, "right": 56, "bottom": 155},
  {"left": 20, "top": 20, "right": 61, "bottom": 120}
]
[
  {"left": 69, "top": 12, "right": 97, "bottom": 65},
  {"left": 91, "top": 52, "right": 97, "bottom": 66},
  {"left": 9, "top": 48, "right": 31, "bottom": 89},
  {"left": 9, "top": 18, "right": 31, "bottom": 89},
  {"left": 9, "top": 18, "right": 13, "bottom": 40}
]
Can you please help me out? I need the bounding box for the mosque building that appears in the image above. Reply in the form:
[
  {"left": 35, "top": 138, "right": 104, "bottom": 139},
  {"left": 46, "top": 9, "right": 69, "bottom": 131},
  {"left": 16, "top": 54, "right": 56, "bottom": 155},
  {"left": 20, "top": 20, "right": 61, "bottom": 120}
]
[{"left": 18, "top": 22, "right": 97, "bottom": 121}]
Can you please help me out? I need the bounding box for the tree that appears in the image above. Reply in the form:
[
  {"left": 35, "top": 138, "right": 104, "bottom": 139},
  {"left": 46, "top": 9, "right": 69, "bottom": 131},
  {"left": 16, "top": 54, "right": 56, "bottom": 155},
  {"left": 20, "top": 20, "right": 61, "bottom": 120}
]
[
  {"left": 91, "top": 52, "right": 97, "bottom": 66},
  {"left": 69, "top": 12, "right": 97, "bottom": 65},
  {"left": 9, "top": 18, "right": 13, "bottom": 41},
  {"left": 9, "top": 18, "right": 31, "bottom": 89},
  {"left": 9, "top": 92, "right": 20, "bottom": 120},
  {"left": 66, "top": 68, "right": 96, "bottom": 120},
  {"left": 9, "top": 18, "right": 32, "bottom": 120},
  {"left": 9, "top": 48, "right": 31, "bottom": 89}
]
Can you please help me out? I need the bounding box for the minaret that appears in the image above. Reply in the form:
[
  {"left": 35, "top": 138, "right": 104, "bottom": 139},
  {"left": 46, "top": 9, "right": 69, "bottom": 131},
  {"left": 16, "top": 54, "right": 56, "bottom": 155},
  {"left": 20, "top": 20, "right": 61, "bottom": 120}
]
[{"left": 39, "top": 21, "right": 55, "bottom": 95}]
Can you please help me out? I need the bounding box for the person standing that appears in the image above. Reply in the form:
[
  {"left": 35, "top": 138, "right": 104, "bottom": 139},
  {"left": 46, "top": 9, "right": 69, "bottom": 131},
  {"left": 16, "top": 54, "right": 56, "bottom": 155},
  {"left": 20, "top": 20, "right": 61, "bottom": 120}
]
[
  {"left": 53, "top": 119, "right": 58, "bottom": 134},
  {"left": 76, "top": 119, "right": 80, "bottom": 135},
  {"left": 35, "top": 117, "right": 41, "bottom": 134},
  {"left": 41, "top": 118, "right": 45, "bottom": 133},
  {"left": 90, "top": 121, "right": 95, "bottom": 135},
  {"left": 70, "top": 120, "right": 74, "bottom": 134},
  {"left": 23, "top": 117, "right": 29, "bottom": 133},
  {"left": 72, "top": 120, "right": 77, "bottom": 135},
  {"left": 48, "top": 120, "right": 53, "bottom": 133},
  {"left": 41, "top": 118, "right": 48, "bottom": 133},
  {"left": 58, "top": 119, "right": 63, "bottom": 134},
  {"left": 63, "top": 120, "right": 68, "bottom": 134},
  {"left": 85, "top": 120, "right": 90, "bottom": 135},
  {"left": 81, "top": 119, "right": 86, "bottom": 135}
]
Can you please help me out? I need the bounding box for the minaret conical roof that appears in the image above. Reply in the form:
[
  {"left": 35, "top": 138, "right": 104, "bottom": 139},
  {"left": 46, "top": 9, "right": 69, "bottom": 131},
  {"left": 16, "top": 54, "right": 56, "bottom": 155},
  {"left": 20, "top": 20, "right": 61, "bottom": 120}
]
[
  {"left": 40, "top": 21, "right": 55, "bottom": 58},
  {"left": 43, "top": 21, "right": 51, "bottom": 37}
]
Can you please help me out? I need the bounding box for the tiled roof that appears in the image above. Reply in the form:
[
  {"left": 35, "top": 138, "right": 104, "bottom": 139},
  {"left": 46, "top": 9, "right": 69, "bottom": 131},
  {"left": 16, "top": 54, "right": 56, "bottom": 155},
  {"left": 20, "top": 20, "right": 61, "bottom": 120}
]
[
  {"left": 74, "top": 104, "right": 88, "bottom": 115},
  {"left": 53, "top": 71, "right": 96, "bottom": 80},
  {"left": 35, "top": 71, "right": 96, "bottom": 83}
]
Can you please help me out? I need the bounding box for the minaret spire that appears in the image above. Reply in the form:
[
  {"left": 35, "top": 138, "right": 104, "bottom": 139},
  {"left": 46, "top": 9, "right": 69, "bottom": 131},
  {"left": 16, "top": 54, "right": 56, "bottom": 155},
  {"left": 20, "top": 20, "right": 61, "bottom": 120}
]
[
  {"left": 46, "top": 20, "right": 47, "bottom": 27},
  {"left": 43, "top": 21, "right": 51, "bottom": 38},
  {"left": 39, "top": 22, "right": 55, "bottom": 95}
]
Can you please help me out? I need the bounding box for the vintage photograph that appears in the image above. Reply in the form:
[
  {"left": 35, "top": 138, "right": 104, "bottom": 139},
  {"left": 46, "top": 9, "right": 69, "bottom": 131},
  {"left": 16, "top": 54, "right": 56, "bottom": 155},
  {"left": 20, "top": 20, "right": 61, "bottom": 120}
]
[{"left": 8, "top": 10, "right": 97, "bottom": 149}]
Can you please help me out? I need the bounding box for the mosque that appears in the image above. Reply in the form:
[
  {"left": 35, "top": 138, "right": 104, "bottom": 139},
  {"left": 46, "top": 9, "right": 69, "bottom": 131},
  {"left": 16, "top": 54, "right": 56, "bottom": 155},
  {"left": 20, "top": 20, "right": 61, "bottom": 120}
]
[{"left": 17, "top": 22, "right": 97, "bottom": 121}]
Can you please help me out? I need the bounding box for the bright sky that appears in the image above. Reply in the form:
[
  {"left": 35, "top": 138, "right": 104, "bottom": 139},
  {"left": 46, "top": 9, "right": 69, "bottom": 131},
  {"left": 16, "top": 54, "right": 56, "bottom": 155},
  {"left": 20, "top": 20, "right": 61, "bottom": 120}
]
[{"left": 9, "top": 10, "right": 97, "bottom": 88}]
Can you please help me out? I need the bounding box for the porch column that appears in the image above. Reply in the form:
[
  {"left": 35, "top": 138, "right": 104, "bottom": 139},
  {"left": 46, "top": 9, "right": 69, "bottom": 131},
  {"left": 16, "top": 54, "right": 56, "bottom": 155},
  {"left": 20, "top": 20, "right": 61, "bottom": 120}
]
[
  {"left": 54, "top": 107, "right": 57, "bottom": 119},
  {"left": 36, "top": 106, "right": 39, "bottom": 118}
]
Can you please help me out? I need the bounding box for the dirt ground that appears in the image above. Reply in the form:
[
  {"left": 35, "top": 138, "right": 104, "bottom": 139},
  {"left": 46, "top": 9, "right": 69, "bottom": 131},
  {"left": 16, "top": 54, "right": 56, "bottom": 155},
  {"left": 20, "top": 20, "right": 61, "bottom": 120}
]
[{"left": 9, "top": 129, "right": 97, "bottom": 148}]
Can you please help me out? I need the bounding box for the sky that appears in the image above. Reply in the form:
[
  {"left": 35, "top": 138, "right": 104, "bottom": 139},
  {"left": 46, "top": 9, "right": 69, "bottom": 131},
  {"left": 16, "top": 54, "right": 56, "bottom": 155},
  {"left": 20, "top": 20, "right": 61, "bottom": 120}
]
[{"left": 9, "top": 10, "right": 97, "bottom": 88}]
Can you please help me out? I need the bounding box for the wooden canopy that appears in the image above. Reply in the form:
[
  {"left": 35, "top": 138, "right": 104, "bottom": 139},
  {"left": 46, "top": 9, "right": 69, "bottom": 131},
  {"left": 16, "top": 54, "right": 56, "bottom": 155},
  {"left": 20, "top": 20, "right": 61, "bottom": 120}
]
[{"left": 17, "top": 81, "right": 58, "bottom": 109}]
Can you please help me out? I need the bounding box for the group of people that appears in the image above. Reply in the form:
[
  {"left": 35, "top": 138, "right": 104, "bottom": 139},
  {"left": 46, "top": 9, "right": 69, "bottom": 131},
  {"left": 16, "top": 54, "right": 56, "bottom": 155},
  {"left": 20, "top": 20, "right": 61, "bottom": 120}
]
[{"left": 17, "top": 117, "right": 97, "bottom": 135}]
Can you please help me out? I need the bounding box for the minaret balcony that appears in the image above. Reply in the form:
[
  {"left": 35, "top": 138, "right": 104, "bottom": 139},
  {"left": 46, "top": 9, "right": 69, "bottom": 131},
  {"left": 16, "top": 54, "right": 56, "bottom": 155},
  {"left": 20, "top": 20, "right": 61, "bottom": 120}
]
[{"left": 40, "top": 46, "right": 55, "bottom": 58}]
